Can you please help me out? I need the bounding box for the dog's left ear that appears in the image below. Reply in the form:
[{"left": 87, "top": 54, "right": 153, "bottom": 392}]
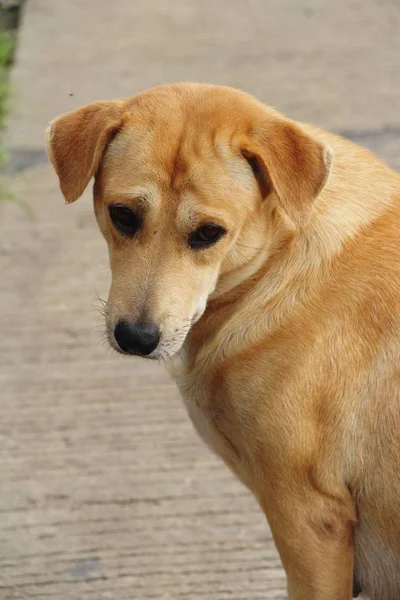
[
  {"left": 241, "top": 119, "right": 333, "bottom": 226},
  {"left": 45, "top": 100, "right": 124, "bottom": 204}
]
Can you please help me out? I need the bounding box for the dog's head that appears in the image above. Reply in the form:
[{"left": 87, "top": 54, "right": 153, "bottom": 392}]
[{"left": 46, "top": 84, "right": 331, "bottom": 360}]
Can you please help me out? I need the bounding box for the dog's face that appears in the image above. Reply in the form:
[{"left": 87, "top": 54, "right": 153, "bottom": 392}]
[
  {"left": 46, "top": 84, "right": 331, "bottom": 359},
  {"left": 93, "top": 117, "right": 267, "bottom": 359}
]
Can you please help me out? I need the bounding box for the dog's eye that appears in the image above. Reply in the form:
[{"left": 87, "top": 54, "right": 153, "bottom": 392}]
[
  {"left": 189, "top": 224, "right": 226, "bottom": 249},
  {"left": 109, "top": 204, "right": 141, "bottom": 235}
]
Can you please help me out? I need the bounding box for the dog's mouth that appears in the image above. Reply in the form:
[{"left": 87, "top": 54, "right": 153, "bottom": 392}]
[{"left": 103, "top": 295, "right": 209, "bottom": 361}]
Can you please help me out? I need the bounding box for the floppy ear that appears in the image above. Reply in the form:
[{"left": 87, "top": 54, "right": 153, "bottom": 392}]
[
  {"left": 241, "top": 119, "right": 332, "bottom": 225},
  {"left": 45, "top": 101, "right": 124, "bottom": 203}
]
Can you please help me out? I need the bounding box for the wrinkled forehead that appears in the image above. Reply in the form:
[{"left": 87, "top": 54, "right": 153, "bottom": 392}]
[{"left": 98, "top": 119, "right": 257, "bottom": 215}]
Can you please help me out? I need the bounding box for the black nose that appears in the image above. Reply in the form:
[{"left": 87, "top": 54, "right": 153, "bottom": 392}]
[{"left": 114, "top": 320, "right": 161, "bottom": 356}]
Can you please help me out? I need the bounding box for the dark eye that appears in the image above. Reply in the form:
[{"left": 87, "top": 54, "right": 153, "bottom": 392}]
[
  {"left": 189, "top": 223, "right": 226, "bottom": 249},
  {"left": 109, "top": 204, "right": 141, "bottom": 235}
]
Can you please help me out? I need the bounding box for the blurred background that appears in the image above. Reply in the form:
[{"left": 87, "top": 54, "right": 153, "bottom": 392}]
[{"left": 0, "top": 1, "right": 399, "bottom": 599}]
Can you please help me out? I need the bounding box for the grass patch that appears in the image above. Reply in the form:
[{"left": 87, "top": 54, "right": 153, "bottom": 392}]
[
  {"left": 0, "top": 29, "right": 14, "bottom": 205},
  {"left": 0, "top": 19, "right": 34, "bottom": 218},
  {"left": 0, "top": 20, "right": 34, "bottom": 218}
]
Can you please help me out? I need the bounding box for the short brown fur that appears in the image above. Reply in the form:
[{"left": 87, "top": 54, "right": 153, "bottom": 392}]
[{"left": 46, "top": 83, "right": 400, "bottom": 600}]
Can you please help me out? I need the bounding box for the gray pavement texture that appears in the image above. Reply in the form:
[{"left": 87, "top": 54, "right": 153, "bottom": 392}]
[{"left": 1, "top": 0, "right": 399, "bottom": 599}]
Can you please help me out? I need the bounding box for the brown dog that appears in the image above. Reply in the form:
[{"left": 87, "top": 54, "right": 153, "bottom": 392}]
[{"left": 46, "top": 83, "right": 400, "bottom": 600}]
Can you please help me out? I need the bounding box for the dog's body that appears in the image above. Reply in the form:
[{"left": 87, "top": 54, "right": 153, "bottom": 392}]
[{"left": 46, "top": 84, "right": 400, "bottom": 600}]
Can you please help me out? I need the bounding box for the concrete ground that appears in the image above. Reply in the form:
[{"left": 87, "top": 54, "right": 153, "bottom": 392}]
[{"left": 1, "top": 1, "right": 399, "bottom": 598}]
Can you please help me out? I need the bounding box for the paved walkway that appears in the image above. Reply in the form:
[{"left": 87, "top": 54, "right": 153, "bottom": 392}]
[{"left": 1, "top": 1, "right": 399, "bottom": 598}]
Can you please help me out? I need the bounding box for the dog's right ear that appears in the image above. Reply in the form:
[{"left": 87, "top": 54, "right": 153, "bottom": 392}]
[
  {"left": 241, "top": 117, "right": 332, "bottom": 226},
  {"left": 45, "top": 101, "right": 124, "bottom": 204}
]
